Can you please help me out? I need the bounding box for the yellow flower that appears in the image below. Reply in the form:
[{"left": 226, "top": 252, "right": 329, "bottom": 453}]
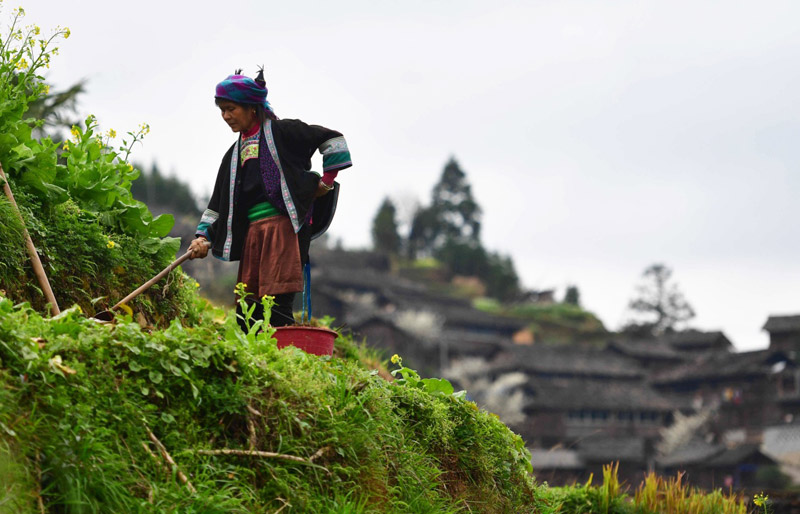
[
  {"left": 63, "top": 27, "right": 70, "bottom": 39},
  {"left": 390, "top": 354, "right": 400, "bottom": 364},
  {"left": 106, "top": 240, "right": 116, "bottom": 249},
  {"left": 70, "top": 126, "right": 80, "bottom": 139},
  {"left": 754, "top": 493, "right": 768, "bottom": 507},
  {"left": 107, "top": 128, "right": 116, "bottom": 139},
  {"left": 15, "top": 58, "right": 28, "bottom": 70},
  {"left": 62, "top": 141, "right": 70, "bottom": 151},
  {"left": 195, "top": 282, "right": 201, "bottom": 288},
  {"left": 41, "top": 84, "right": 50, "bottom": 95},
  {"left": 34, "top": 25, "right": 40, "bottom": 35},
  {"left": 126, "top": 163, "right": 133, "bottom": 172}
]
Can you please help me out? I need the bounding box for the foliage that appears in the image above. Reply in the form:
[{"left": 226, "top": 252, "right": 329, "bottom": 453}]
[
  {"left": 0, "top": 8, "right": 189, "bottom": 323},
  {"left": 475, "top": 299, "right": 607, "bottom": 344},
  {"left": 0, "top": 294, "right": 540, "bottom": 512},
  {"left": 631, "top": 471, "right": 747, "bottom": 514},
  {"left": 541, "top": 464, "right": 747, "bottom": 514},
  {"left": 402, "top": 158, "right": 520, "bottom": 301},
  {"left": 27, "top": 80, "right": 85, "bottom": 141},
  {"left": 564, "top": 285, "right": 580, "bottom": 306},
  {"left": 408, "top": 157, "right": 481, "bottom": 259},
  {"left": 370, "top": 196, "right": 401, "bottom": 255},
  {"left": 625, "top": 263, "right": 695, "bottom": 336},
  {"left": 390, "top": 353, "right": 462, "bottom": 400}
]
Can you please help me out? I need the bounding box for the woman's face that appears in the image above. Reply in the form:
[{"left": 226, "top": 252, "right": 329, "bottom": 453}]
[{"left": 218, "top": 100, "right": 257, "bottom": 133}]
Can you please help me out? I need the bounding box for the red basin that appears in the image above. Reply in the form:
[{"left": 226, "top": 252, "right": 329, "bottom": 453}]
[{"left": 274, "top": 326, "right": 336, "bottom": 356}]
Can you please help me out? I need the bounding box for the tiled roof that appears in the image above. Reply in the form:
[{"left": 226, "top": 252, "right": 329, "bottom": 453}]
[
  {"left": 706, "top": 444, "right": 769, "bottom": 467},
  {"left": 652, "top": 349, "right": 789, "bottom": 386},
  {"left": 608, "top": 339, "right": 685, "bottom": 361},
  {"left": 491, "top": 344, "right": 643, "bottom": 379},
  {"left": 578, "top": 436, "right": 645, "bottom": 462},
  {"left": 658, "top": 439, "right": 773, "bottom": 468},
  {"left": 666, "top": 330, "right": 732, "bottom": 350},
  {"left": 313, "top": 264, "right": 526, "bottom": 334},
  {"left": 523, "top": 375, "right": 677, "bottom": 411},
  {"left": 763, "top": 315, "right": 800, "bottom": 333}
]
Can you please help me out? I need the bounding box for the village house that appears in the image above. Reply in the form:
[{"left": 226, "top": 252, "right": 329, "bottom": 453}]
[
  {"left": 764, "top": 314, "right": 800, "bottom": 353},
  {"left": 307, "top": 248, "right": 800, "bottom": 489}
]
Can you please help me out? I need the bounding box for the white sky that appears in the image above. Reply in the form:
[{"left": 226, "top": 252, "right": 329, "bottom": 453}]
[{"left": 20, "top": 0, "right": 800, "bottom": 350}]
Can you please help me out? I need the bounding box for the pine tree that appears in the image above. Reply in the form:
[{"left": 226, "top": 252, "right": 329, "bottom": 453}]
[
  {"left": 564, "top": 285, "right": 580, "bottom": 306},
  {"left": 371, "top": 197, "right": 401, "bottom": 255},
  {"left": 408, "top": 157, "right": 482, "bottom": 258}
]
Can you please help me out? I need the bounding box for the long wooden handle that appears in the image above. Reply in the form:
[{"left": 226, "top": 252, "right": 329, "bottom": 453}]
[
  {"left": 111, "top": 250, "right": 194, "bottom": 311},
  {"left": 0, "top": 163, "right": 61, "bottom": 315}
]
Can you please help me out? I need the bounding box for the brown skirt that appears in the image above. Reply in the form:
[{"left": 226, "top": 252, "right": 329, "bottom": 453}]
[{"left": 237, "top": 216, "right": 303, "bottom": 297}]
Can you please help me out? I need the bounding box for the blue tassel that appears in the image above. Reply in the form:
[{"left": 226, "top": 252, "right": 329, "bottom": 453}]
[{"left": 302, "top": 262, "right": 312, "bottom": 322}]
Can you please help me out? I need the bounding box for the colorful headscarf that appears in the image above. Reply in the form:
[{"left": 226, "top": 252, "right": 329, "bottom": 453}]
[{"left": 215, "top": 74, "right": 274, "bottom": 113}]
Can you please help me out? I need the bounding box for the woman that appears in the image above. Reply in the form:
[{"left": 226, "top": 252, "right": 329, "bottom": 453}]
[{"left": 189, "top": 68, "right": 351, "bottom": 329}]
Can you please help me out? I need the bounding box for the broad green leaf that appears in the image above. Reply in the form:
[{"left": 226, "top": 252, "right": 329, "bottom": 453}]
[
  {"left": 148, "top": 214, "right": 174, "bottom": 238},
  {"left": 421, "top": 377, "right": 454, "bottom": 396},
  {"left": 139, "top": 237, "right": 162, "bottom": 255}
]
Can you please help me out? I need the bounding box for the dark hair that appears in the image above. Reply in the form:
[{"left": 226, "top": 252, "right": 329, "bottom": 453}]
[{"left": 214, "top": 98, "right": 276, "bottom": 124}]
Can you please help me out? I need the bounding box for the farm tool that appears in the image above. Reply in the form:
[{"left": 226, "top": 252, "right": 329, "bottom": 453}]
[
  {"left": 94, "top": 241, "right": 209, "bottom": 322},
  {"left": 0, "top": 161, "right": 61, "bottom": 315}
]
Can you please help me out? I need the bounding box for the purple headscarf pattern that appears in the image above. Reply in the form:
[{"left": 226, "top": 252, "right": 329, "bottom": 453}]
[{"left": 215, "top": 74, "right": 274, "bottom": 113}]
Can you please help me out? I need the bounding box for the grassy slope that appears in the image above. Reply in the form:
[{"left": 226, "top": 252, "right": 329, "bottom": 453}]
[
  {"left": 0, "top": 294, "right": 752, "bottom": 513},
  {"left": 0, "top": 296, "right": 541, "bottom": 513}
]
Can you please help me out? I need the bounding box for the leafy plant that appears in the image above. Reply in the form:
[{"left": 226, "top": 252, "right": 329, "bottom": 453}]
[
  {"left": 0, "top": 7, "right": 188, "bottom": 324},
  {"left": 390, "top": 353, "right": 461, "bottom": 398}
]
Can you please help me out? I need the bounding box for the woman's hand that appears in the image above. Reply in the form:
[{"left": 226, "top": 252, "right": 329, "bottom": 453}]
[
  {"left": 188, "top": 237, "right": 210, "bottom": 259},
  {"left": 315, "top": 179, "right": 334, "bottom": 198}
]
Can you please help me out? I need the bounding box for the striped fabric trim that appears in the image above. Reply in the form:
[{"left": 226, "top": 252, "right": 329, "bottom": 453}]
[
  {"left": 195, "top": 208, "right": 219, "bottom": 238},
  {"left": 223, "top": 138, "right": 239, "bottom": 261},
  {"left": 264, "top": 120, "right": 302, "bottom": 233},
  {"left": 319, "top": 136, "right": 352, "bottom": 173}
]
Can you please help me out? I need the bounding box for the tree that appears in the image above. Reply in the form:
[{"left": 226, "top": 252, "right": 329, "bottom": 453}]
[
  {"left": 430, "top": 157, "right": 481, "bottom": 245},
  {"left": 485, "top": 251, "right": 520, "bottom": 302},
  {"left": 396, "top": 156, "right": 520, "bottom": 301},
  {"left": 28, "top": 80, "right": 86, "bottom": 139},
  {"left": 371, "top": 197, "right": 401, "bottom": 255},
  {"left": 564, "top": 285, "right": 580, "bottom": 306},
  {"left": 626, "top": 263, "right": 695, "bottom": 336},
  {"left": 408, "top": 157, "right": 481, "bottom": 258}
]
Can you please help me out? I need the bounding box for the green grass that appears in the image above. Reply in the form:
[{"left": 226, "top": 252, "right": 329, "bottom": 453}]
[
  {"left": 474, "top": 298, "right": 608, "bottom": 345},
  {"left": 0, "top": 295, "right": 540, "bottom": 512},
  {"left": 0, "top": 294, "right": 754, "bottom": 512}
]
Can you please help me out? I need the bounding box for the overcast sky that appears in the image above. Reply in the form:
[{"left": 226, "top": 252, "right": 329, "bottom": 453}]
[{"left": 22, "top": 1, "right": 800, "bottom": 350}]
